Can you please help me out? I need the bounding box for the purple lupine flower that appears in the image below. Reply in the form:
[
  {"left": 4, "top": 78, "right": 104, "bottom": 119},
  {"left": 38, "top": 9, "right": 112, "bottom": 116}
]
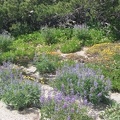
[
  {"left": 55, "top": 92, "right": 63, "bottom": 102},
  {"left": 71, "top": 108, "right": 75, "bottom": 113},
  {"left": 83, "top": 99, "right": 88, "bottom": 105},
  {"left": 40, "top": 96, "right": 45, "bottom": 104},
  {"left": 67, "top": 115, "right": 71, "bottom": 120},
  {"left": 62, "top": 103, "right": 68, "bottom": 109},
  {"left": 65, "top": 95, "right": 71, "bottom": 102},
  {"left": 97, "top": 92, "right": 102, "bottom": 97},
  {"left": 94, "top": 81, "right": 98, "bottom": 88},
  {"left": 70, "top": 96, "right": 76, "bottom": 103}
]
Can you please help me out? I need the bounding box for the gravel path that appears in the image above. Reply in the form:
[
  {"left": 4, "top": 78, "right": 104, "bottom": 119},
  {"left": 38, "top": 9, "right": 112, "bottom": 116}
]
[{"left": 0, "top": 101, "right": 40, "bottom": 120}]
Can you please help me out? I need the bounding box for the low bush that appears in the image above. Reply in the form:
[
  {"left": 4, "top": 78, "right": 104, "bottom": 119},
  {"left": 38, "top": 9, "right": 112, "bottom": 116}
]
[
  {"left": 73, "top": 26, "right": 91, "bottom": 41},
  {"left": 35, "top": 54, "right": 59, "bottom": 74},
  {"left": 0, "top": 39, "right": 35, "bottom": 65},
  {"left": 87, "top": 43, "right": 120, "bottom": 92},
  {"left": 40, "top": 91, "right": 93, "bottom": 120},
  {"left": 100, "top": 102, "right": 120, "bottom": 120},
  {"left": 2, "top": 81, "right": 40, "bottom": 110},
  {"left": 72, "top": 27, "right": 112, "bottom": 46},
  {"left": 96, "top": 54, "right": 120, "bottom": 92},
  {"left": 17, "top": 31, "right": 44, "bottom": 44},
  {"left": 41, "top": 27, "right": 59, "bottom": 45},
  {"left": 60, "top": 39, "right": 81, "bottom": 53},
  {"left": 0, "top": 62, "right": 41, "bottom": 110},
  {"left": 0, "top": 33, "right": 14, "bottom": 52},
  {"left": 50, "top": 63, "right": 111, "bottom": 104},
  {"left": 0, "top": 51, "right": 15, "bottom": 64}
]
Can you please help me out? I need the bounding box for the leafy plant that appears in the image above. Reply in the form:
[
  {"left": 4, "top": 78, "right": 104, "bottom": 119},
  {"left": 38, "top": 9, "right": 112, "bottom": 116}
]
[
  {"left": 73, "top": 26, "right": 91, "bottom": 41},
  {"left": 40, "top": 91, "right": 93, "bottom": 120},
  {"left": 87, "top": 43, "right": 120, "bottom": 92},
  {"left": 41, "top": 27, "right": 59, "bottom": 45},
  {"left": 50, "top": 63, "right": 111, "bottom": 104},
  {"left": 0, "top": 62, "right": 41, "bottom": 110},
  {"left": 35, "top": 54, "right": 58, "bottom": 74},
  {"left": 100, "top": 102, "right": 120, "bottom": 120},
  {"left": 0, "top": 33, "right": 14, "bottom": 52},
  {"left": 2, "top": 81, "right": 40, "bottom": 110},
  {"left": 60, "top": 38, "right": 81, "bottom": 53}
]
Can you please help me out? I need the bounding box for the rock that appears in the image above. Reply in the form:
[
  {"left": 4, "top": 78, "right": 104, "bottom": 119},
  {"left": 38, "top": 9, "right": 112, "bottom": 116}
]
[
  {"left": 110, "top": 92, "right": 120, "bottom": 103},
  {"left": 26, "top": 66, "right": 37, "bottom": 73},
  {"left": 22, "top": 66, "right": 37, "bottom": 75},
  {"left": 30, "top": 72, "right": 40, "bottom": 79}
]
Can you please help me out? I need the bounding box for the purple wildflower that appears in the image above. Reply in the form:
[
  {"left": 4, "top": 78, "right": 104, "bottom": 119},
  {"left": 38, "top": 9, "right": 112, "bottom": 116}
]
[
  {"left": 67, "top": 115, "right": 71, "bottom": 120},
  {"left": 83, "top": 99, "right": 88, "bottom": 105},
  {"left": 62, "top": 103, "right": 68, "bottom": 109},
  {"left": 97, "top": 92, "right": 102, "bottom": 97}
]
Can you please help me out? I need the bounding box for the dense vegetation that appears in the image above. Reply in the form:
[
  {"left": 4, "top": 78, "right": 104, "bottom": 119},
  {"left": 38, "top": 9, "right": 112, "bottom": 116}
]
[
  {"left": 0, "top": 0, "right": 120, "bottom": 39},
  {"left": 0, "top": 0, "right": 120, "bottom": 120}
]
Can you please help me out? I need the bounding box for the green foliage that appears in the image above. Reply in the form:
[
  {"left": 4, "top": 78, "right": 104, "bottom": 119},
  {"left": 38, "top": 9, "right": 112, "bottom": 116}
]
[
  {"left": 0, "top": 51, "right": 15, "bottom": 64},
  {"left": 17, "top": 31, "right": 44, "bottom": 44},
  {"left": 40, "top": 93, "right": 93, "bottom": 120},
  {"left": 0, "top": 62, "right": 41, "bottom": 110},
  {"left": 9, "top": 22, "right": 31, "bottom": 37},
  {"left": 35, "top": 54, "right": 59, "bottom": 74},
  {"left": 41, "top": 27, "right": 59, "bottom": 45},
  {"left": 73, "top": 27, "right": 91, "bottom": 41},
  {"left": 88, "top": 53, "right": 120, "bottom": 92},
  {"left": 72, "top": 27, "right": 112, "bottom": 46},
  {"left": 100, "top": 103, "right": 120, "bottom": 120},
  {"left": 88, "top": 29, "right": 112, "bottom": 45},
  {"left": 101, "top": 54, "right": 120, "bottom": 92},
  {"left": 51, "top": 63, "right": 111, "bottom": 104},
  {"left": 94, "top": 0, "right": 120, "bottom": 39},
  {"left": 0, "top": 0, "right": 119, "bottom": 40},
  {"left": 60, "top": 38, "right": 81, "bottom": 53},
  {"left": 0, "top": 33, "right": 14, "bottom": 52},
  {"left": 2, "top": 81, "right": 40, "bottom": 110}
]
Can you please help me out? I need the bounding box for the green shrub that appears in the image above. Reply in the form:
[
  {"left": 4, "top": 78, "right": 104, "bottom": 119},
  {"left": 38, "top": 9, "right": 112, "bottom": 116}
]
[
  {"left": 9, "top": 22, "right": 31, "bottom": 37},
  {"left": 100, "top": 54, "right": 120, "bottom": 92},
  {"left": 87, "top": 52, "right": 120, "bottom": 92},
  {"left": 75, "top": 28, "right": 112, "bottom": 46},
  {"left": 9, "top": 39, "right": 35, "bottom": 65},
  {"left": 17, "top": 31, "right": 44, "bottom": 44},
  {"left": 40, "top": 92, "right": 93, "bottom": 120},
  {"left": 2, "top": 81, "right": 40, "bottom": 110},
  {"left": 0, "top": 51, "right": 15, "bottom": 64},
  {"left": 51, "top": 63, "right": 111, "bottom": 104},
  {"left": 100, "top": 102, "right": 120, "bottom": 120},
  {"left": 36, "top": 54, "right": 58, "bottom": 74},
  {"left": 0, "top": 33, "right": 14, "bottom": 52},
  {"left": 41, "top": 27, "right": 59, "bottom": 45},
  {"left": 73, "top": 26, "right": 91, "bottom": 41},
  {"left": 0, "top": 62, "right": 41, "bottom": 110},
  {"left": 60, "top": 38, "right": 81, "bottom": 53}
]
